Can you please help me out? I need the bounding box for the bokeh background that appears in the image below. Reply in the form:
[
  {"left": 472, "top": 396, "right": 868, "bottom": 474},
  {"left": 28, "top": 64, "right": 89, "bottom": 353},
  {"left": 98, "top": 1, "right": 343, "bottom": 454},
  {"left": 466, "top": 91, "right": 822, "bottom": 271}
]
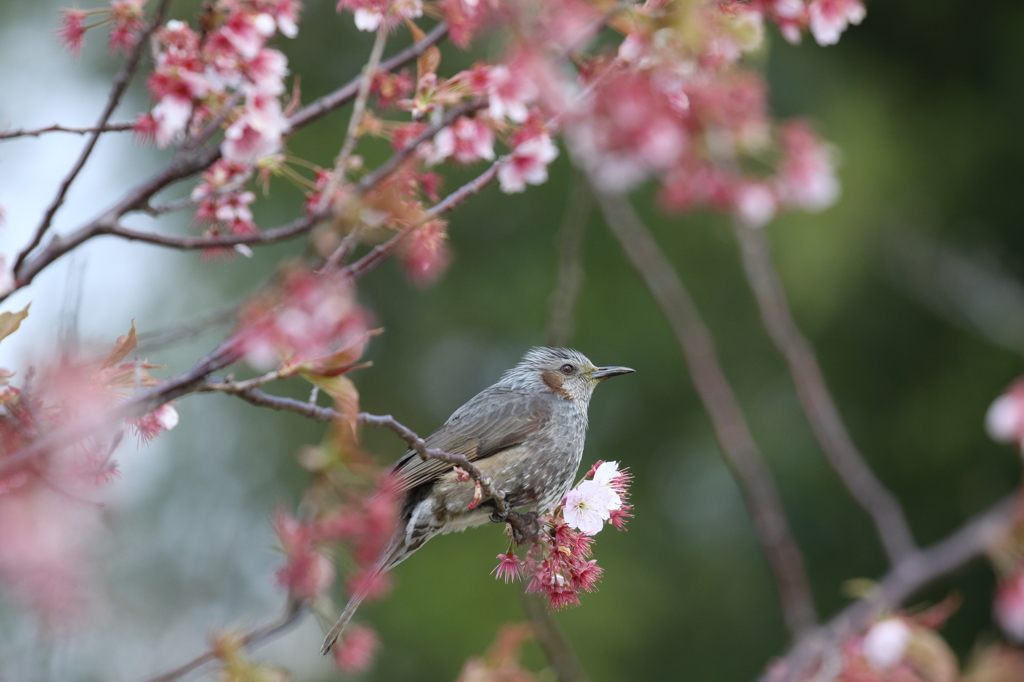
[{"left": 2, "top": 0, "right": 1024, "bottom": 679}]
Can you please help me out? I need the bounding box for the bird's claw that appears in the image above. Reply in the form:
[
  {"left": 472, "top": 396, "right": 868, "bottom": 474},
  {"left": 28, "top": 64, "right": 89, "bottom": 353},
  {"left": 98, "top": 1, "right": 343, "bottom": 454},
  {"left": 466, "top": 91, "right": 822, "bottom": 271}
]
[{"left": 490, "top": 509, "right": 541, "bottom": 544}]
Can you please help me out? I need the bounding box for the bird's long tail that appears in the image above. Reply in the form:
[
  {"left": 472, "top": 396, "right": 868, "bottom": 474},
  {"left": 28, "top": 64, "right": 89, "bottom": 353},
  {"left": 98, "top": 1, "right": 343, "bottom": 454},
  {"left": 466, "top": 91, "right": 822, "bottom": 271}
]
[
  {"left": 320, "top": 588, "right": 368, "bottom": 655},
  {"left": 320, "top": 524, "right": 424, "bottom": 655}
]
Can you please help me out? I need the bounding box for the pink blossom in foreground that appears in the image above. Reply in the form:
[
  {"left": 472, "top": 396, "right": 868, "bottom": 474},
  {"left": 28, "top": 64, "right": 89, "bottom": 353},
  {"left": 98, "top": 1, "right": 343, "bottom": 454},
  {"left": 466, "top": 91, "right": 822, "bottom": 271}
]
[
  {"left": 333, "top": 624, "right": 380, "bottom": 673},
  {"left": 0, "top": 486, "right": 100, "bottom": 621},
  {"left": 997, "top": 569, "right": 1024, "bottom": 642},
  {"left": 733, "top": 182, "right": 778, "bottom": 228},
  {"left": 861, "top": 618, "right": 911, "bottom": 669},
  {"left": 498, "top": 134, "right": 558, "bottom": 194},
  {"left": 273, "top": 512, "right": 336, "bottom": 600},
  {"left": 232, "top": 269, "right": 372, "bottom": 369},
  {"left": 774, "top": 120, "right": 839, "bottom": 212},
  {"left": 807, "top": 0, "right": 865, "bottom": 46}
]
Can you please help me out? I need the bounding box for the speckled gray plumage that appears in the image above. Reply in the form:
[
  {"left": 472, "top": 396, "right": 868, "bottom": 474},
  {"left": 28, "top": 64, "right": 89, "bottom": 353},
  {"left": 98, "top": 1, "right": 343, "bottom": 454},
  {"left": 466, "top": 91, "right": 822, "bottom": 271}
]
[{"left": 321, "top": 347, "right": 632, "bottom": 654}]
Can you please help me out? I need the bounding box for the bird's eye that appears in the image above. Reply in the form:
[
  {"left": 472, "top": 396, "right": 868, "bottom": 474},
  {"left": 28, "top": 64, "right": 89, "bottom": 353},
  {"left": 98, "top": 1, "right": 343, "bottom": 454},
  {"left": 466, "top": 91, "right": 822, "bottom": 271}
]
[{"left": 560, "top": 363, "right": 575, "bottom": 375}]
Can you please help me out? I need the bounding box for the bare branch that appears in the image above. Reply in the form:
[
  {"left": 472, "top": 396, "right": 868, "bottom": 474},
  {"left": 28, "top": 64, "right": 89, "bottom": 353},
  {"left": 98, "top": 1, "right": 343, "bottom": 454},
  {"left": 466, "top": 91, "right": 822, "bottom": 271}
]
[
  {"left": 142, "top": 599, "right": 306, "bottom": 682},
  {"left": 522, "top": 593, "right": 591, "bottom": 682},
  {"left": 733, "top": 223, "right": 917, "bottom": 564},
  {"left": 758, "top": 495, "right": 1016, "bottom": 682},
  {"left": 13, "top": 0, "right": 174, "bottom": 272},
  {"left": 595, "top": 191, "right": 817, "bottom": 638},
  {"left": 0, "top": 122, "right": 135, "bottom": 141}
]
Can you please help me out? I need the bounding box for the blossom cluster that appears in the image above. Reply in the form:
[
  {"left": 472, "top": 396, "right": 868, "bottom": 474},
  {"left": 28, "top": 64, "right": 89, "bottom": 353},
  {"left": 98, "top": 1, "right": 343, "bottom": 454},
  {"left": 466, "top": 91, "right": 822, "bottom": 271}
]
[
  {"left": 492, "top": 461, "right": 631, "bottom": 610},
  {"left": 0, "top": 312, "right": 177, "bottom": 621},
  {"left": 272, "top": 472, "right": 400, "bottom": 672},
  {"left": 133, "top": 0, "right": 298, "bottom": 163},
  {"left": 230, "top": 268, "right": 372, "bottom": 371}
]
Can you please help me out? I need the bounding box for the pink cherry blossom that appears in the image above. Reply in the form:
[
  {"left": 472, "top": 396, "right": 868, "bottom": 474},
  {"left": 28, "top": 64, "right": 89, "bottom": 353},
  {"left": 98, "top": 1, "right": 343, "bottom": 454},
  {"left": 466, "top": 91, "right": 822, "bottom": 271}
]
[
  {"left": 487, "top": 64, "right": 537, "bottom": 124},
  {"left": 221, "top": 96, "right": 286, "bottom": 164},
  {"left": 57, "top": 8, "right": 88, "bottom": 57},
  {"left": 807, "top": 0, "right": 865, "bottom": 46},
  {"left": 108, "top": 0, "right": 146, "bottom": 54},
  {"left": 498, "top": 134, "right": 559, "bottom": 194},
  {"left": 774, "top": 120, "right": 839, "bottom": 211},
  {"left": 151, "top": 95, "right": 192, "bottom": 147},
  {"left": 333, "top": 624, "right": 380, "bottom": 673},
  {"left": 733, "top": 182, "right": 777, "bottom": 228},
  {"left": 491, "top": 551, "right": 523, "bottom": 584}
]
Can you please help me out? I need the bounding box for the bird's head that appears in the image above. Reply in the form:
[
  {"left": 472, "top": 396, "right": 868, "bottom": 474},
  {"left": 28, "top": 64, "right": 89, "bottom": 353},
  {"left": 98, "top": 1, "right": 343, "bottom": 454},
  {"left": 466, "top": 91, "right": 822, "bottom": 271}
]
[{"left": 502, "top": 347, "right": 634, "bottom": 403}]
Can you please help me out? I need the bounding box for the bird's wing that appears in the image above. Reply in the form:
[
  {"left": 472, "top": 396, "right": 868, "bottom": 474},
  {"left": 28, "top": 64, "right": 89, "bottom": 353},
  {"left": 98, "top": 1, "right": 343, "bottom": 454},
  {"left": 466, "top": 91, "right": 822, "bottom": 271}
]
[{"left": 390, "top": 387, "right": 554, "bottom": 494}]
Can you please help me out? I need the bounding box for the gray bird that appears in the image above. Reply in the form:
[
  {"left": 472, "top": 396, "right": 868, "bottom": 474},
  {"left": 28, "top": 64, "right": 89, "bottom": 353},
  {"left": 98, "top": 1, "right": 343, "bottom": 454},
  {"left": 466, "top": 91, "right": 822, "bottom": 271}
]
[{"left": 321, "top": 347, "right": 633, "bottom": 654}]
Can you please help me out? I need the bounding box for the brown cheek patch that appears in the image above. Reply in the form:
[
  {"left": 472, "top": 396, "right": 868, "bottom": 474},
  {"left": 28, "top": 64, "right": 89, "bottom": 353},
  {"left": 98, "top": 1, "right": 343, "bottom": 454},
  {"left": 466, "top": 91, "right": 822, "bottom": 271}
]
[{"left": 541, "top": 370, "right": 573, "bottom": 400}]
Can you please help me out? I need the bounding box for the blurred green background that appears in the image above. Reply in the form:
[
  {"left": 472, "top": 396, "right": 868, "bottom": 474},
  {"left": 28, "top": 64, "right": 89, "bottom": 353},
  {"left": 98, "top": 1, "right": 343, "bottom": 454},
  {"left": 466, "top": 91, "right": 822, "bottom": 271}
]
[{"left": 3, "top": 0, "right": 1024, "bottom": 680}]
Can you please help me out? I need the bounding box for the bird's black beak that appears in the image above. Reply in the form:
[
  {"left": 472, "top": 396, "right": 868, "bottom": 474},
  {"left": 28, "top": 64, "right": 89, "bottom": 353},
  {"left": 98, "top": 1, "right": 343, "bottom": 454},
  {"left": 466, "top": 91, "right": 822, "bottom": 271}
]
[{"left": 591, "top": 366, "right": 635, "bottom": 380}]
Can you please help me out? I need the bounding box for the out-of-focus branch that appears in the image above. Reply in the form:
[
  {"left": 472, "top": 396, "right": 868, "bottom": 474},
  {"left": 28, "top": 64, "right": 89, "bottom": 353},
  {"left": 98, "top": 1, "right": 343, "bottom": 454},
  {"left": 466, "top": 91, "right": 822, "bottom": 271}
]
[
  {"left": 595, "top": 191, "right": 817, "bottom": 638},
  {"left": 758, "top": 494, "right": 1016, "bottom": 682},
  {"left": 336, "top": 27, "right": 388, "bottom": 172},
  {"left": 522, "top": 593, "right": 591, "bottom": 682},
  {"left": 13, "top": 0, "right": 174, "bottom": 272},
  {"left": 733, "top": 223, "right": 917, "bottom": 564},
  {"left": 547, "top": 176, "right": 591, "bottom": 348},
  {"left": 887, "top": 230, "right": 1024, "bottom": 358},
  {"left": 0, "top": 122, "right": 135, "bottom": 140},
  {"left": 142, "top": 599, "right": 306, "bottom": 682}
]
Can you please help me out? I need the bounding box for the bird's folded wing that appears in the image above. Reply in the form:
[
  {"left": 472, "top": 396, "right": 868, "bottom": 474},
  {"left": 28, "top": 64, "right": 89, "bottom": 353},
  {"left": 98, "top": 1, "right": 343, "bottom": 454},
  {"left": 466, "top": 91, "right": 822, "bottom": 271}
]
[{"left": 390, "top": 388, "right": 554, "bottom": 493}]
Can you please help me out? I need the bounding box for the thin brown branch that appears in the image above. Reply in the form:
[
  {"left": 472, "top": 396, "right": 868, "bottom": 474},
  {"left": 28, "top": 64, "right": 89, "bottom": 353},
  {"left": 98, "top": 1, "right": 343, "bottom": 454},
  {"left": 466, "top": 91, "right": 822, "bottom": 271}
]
[
  {"left": 13, "top": 0, "right": 174, "bottom": 273},
  {"left": 142, "top": 599, "right": 306, "bottom": 682},
  {"left": 758, "top": 494, "right": 1016, "bottom": 682},
  {"left": 547, "top": 175, "right": 592, "bottom": 347},
  {"left": 0, "top": 122, "right": 135, "bottom": 140},
  {"left": 595, "top": 191, "right": 817, "bottom": 638},
  {"left": 733, "top": 223, "right": 917, "bottom": 564}
]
